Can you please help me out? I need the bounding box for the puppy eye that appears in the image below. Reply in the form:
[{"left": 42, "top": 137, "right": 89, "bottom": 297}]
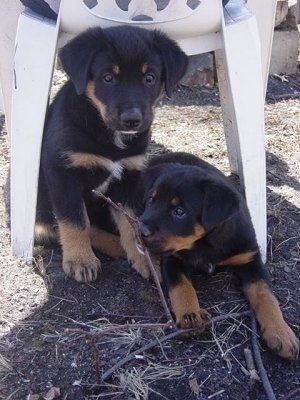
[
  {"left": 144, "top": 73, "right": 156, "bottom": 86},
  {"left": 173, "top": 207, "right": 186, "bottom": 218},
  {"left": 103, "top": 73, "right": 115, "bottom": 83}
]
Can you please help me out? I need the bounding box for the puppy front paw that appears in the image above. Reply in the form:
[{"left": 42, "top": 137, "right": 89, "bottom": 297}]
[
  {"left": 132, "top": 254, "right": 161, "bottom": 281},
  {"left": 131, "top": 261, "right": 150, "bottom": 279},
  {"left": 177, "top": 308, "right": 211, "bottom": 331},
  {"left": 63, "top": 254, "right": 101, "bottom": 282},
  {"left": 262, "top": 321, "right": 299, "bottom": 360}
]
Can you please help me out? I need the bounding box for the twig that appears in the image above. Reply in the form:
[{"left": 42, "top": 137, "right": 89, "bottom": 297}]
[
  {"left": 284, "top": 388, "right": 300, "bottom": 400},
  {"left": 243, "top": 347, "right": 260, "bottom": 380},
  {"left": 92, "top": 190, "right": 175, "bottom": 325},
  {"left": 101, "top": 310, "right": 252, "bottom": 381},
  {"left": 208, "top": 389, "right": 225, "bottom": 399},
  {"left": 90, "top": 335, "right": 102, "bottom": 382},
  {"left": 210, "top": 310, "right": 251, "bottom": 324},
  {"left": 92, "top": 190, "right": 137, "bottom": 227},
  {"left": 270, "top": 92, "right": 300, "bottom": 100},
  {"left": 67, "top": 321, "right": 173, "bottom": 337},
  {"left": 250, "top": 312, "right": 276, "bottom": 400},
  {"left": 101, "top": 328, "right": 189, "bottom": 382}
]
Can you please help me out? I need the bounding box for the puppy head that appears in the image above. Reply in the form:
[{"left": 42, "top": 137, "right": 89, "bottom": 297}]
[
  {"left": 59, "top": 26, "right": 188, "bottom": 133},
  {"left": 139, "top": 164, "right": 240, "bottom": 254}
]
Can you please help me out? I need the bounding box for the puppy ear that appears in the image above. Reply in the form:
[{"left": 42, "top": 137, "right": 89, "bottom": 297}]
[
  {"left": 201, "top": 181, "right": 240, "bottom": 231},
  {"left": 153, "top": 31, "right": 188, "bottom": 97},
  {"left": 59, "top": 27, "right": 106, "bottom": 95},
  {"left": 142, "top": 164, "right": 167, "bottom": 197}
]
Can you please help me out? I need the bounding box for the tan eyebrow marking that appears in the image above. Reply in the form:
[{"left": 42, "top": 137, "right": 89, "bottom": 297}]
[
  {"left": 113, "top": 64, "right": 120, "bottom": 75},
  {"left": 142, "top": 63, "right": 148, "bottom": 74},
  {"left": 171, "top": 197, "right": 180, "bottom": 207}
]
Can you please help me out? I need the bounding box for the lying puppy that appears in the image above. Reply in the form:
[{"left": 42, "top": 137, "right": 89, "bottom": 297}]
[
  {"left": 36, "top": 26, "right": 188, "bottom": 282},
  {"left": 137, "top": 152, "right": 299, "bottom": 360}
]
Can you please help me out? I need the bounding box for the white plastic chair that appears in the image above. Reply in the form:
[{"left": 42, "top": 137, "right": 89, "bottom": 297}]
[{"left": 8, "top": 0, "right": 277, "bottom": 263}]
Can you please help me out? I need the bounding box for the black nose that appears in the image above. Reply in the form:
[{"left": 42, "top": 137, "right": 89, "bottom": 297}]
[
  {"left": 120, "top": 108, "right": 142, "bottom": 130},
  {"left": 138, "top": 221, "right": 154, "bottom": 238}
]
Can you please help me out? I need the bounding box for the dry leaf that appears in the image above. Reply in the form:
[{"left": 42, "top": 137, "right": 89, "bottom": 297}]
[
  {"left": 43, "top": 387, "right": 61, "bottom": 400},
  {"left": 189, "top": 377, "right": 200, "bottom": 396}
]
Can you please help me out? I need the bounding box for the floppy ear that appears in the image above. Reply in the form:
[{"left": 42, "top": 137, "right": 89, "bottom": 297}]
[
  {"left": 153, "top": 31, "right": 188, "bottom": 97},
  {"left": 59, "top": 27, "right": 106, "bottom": 95},
  {"left": 142, "top": 164, "right": 168, "bottom": 198},
  {"left": 201, "top": 181, "right": 240, "bottom": 231}
]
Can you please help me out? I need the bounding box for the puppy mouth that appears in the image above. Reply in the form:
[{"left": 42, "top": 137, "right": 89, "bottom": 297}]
[
  {"left": 113, "top": 131, "right": 138, "bottom": 149},
  {"left": 115, "top": 129, "right": 139, "bottom": 135},
  {"left": 144, "top": 244, "right": 172, "bottom": 256},
  {"left": 141, "top": 237, "right": 172, "bottom": 255},
  {"left": 106, "top": 120, "right": 149, "bottom": 134}
]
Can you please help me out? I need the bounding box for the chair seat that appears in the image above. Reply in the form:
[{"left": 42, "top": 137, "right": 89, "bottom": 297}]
[{"left": 60, "top": 0, "right": 222, "bottom": 39}]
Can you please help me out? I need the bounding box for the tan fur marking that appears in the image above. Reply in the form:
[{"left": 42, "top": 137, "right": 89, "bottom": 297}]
[
  {"left": 112, "top": 64, "right": 120, "bottom": 75},
  {"left": 244, "top": 280, "right": 299, "bottom": 360},
  {"left": 169, "top": 275, "right": 210, "bottom": 328},
  {"left": 121, "top": 155, "right": 147, "bottom": 171},
  {"left": 111, "top": 208, "right": 160, "bottom": 280},
  {"left": 86, "top": 81, "right": 106, "bottom": 116},
  {"left": 171, "top": 197, "right": 180, "bottom": 207},
  {"left": 142, "top": 63, "right": 148, "bottom": 74},
  {"left": 65, "top": 152, "right": 145, "bottom": 173},
  {"left": 64, "top": 151, "right": 122, "bottom": 176},
  {"left": 90, "top": 227, "right": 126, "bottom": 259},
  {"left": 165, "top": 224, "right": 205, "bottom": 252},
  {"left": 59, "top": 215, "right": 100, "bottom": 282},
  {"left": 218, "top": 251, "right": 257, "bottom": 266}
]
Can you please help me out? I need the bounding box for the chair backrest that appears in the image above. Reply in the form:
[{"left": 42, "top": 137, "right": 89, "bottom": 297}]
[{"left": 59, "top": 0, "right": 223, "bottom": 54}]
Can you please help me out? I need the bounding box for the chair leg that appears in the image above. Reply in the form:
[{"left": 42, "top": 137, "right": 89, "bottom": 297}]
[
  {"left": 215, "top": 13, "right": 267, "bottom": 261},
  {"left": 10, "top": 10, "right": 59, "bottom": 262},
  {"left": 246, "top": 0, "right": 277, "bottom": 96},
  {"left": 0, "top": 0, "right": 24, "bottom": 136}
]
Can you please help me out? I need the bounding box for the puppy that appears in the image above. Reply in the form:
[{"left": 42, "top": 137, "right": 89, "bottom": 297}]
[
  {"left": 36, "top": 26, "right": 188, "bottom": 282},
  {"left": 137, "top": 152, "right": 299, "bottom": 360}
]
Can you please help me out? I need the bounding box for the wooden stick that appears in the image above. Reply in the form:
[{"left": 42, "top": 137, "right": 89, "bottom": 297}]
[
  {"left": 250, "top": 312, "right": 276, "bottom": 400},
  {"left": 92, "top": 189, "right": 175, "bottom": 326},
  {"left": 101, "top": 310, "right": 252, "bottom": 381}
]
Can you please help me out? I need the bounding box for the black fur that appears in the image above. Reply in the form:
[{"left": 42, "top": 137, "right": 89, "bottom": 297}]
[
  {"left": 135, "top": 152, "right": 299, "bottom": 360},
  {"left": 36, "top": 26, "right": 188, "bottom": 281},
  {"left": 138, "top": 152, "right": 268, "bottom": 285},
  {"left": 89, "top": 151, "right": 299, "bottom": 359}
]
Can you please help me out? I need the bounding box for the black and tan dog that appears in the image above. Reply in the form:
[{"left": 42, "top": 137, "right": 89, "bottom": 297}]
[
  {"left": 136, "top": 152, "right": 299, "bottom": 360},
  {"left": 36, "top": 26, "right": 188, "bottom": 282}
]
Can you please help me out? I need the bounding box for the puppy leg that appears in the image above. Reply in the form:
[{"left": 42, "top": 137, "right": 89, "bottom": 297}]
[
  {"left": 110, "top": 208, "right": 159, "bottom": 279},
  {"left": 163, "top": 256, "right": 210, "bottom": 330},
  {"left": 236, "top": 260, "right": 299, "bottom": 360},
  {"left": 45, "top": 171, "right": 101, "bottom": 282},
  {"left": 90, "top": 226, "right": 126, "bottom": 259},
  {"left": 244, "top": 279, "right": 299, "bottom": 360},
  {"left": 59, "top": 213, "right": 101, "bottom": 282}
]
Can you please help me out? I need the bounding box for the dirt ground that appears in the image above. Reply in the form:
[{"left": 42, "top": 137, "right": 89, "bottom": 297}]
[{"left": 0, "top": 65, "right": 299, "bottom": 400}]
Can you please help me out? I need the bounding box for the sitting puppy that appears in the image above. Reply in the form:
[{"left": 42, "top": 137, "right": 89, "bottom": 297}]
[
  {"left": 136, "top": 152, "right": 299, "bottom": 361},
  {"left": 36, "top": 26, "right": 188, "bottom": 282}
]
